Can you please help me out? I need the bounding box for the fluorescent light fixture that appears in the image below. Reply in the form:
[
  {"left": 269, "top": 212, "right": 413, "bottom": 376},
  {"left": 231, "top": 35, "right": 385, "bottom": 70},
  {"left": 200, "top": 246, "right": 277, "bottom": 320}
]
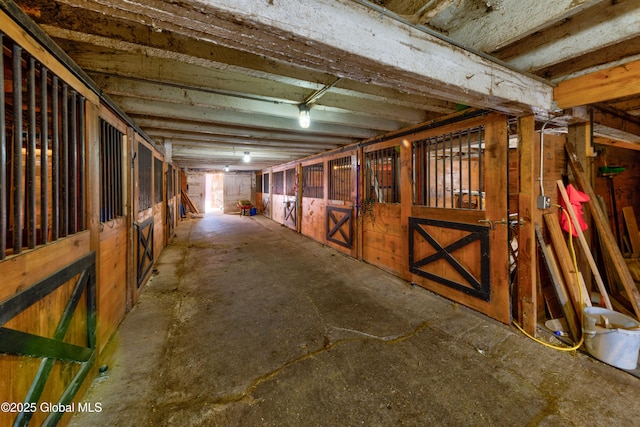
[
  {"left": 298, "top": 104, "right": 310, "bottom": 129},
  {"left": 243, "top": 152, "right": 251, "bottom": 163}
]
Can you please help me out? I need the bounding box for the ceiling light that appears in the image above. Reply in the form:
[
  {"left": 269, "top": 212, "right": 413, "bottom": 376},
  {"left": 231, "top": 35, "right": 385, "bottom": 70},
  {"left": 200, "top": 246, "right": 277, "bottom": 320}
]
[
  {"left": 224, "top": 165, "right": 229, "bottom": 172},
  {"left": 243, "top": 152, "right": 251, "bottom": 163},
  {"left": 298, "top": 104, "right": 310, "bottom": 129}
]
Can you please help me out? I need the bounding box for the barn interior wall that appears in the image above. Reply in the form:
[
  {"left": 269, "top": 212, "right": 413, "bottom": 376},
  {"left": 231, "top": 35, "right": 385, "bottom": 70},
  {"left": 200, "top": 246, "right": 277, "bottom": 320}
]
[
  {"left": 223, "top": 172, "right": 255, "bottom": 214},
  {"left": 186, "top": 172, "right": 206, "bottom": 213},
  {"left": 0, "top": 13, "right": 172, "bottom": 425},
  {"left": 593, "top": 144, "right": 640, "bottom": 250},
  {"left": 3, "top": 3, "right": 640, "bottom": 425}
]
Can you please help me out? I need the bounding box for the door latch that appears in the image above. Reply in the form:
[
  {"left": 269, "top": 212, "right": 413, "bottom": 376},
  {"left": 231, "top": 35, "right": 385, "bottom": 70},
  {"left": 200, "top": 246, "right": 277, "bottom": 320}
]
[{"left": 478, "top": 218, "right": 508, "bottom": 230}]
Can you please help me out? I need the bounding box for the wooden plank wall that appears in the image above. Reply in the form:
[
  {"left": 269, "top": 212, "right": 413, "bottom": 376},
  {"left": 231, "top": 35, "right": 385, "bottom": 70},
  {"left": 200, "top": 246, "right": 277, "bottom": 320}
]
[
  {"left": 0, "top": 9, "right": 171, "bottom": 425},
  {"left": 0, "top": 234, "right": 92, "bottom": 427},
  {"left": 362, "top": 204, "right": 403, "bottom": 275},
  {"left": 98, "top": 221, "right": 128, "bottom": 350},
  {"left": 96, "top": 107, "right": 129, "bottom": 351},
  {"left": 593, "top": 144, "right": 640, "bottom": 250},
  {"left": 271, "top": 194, "right": 286, "bottom": 224},
  {"left": 301, "top": 197, "right": 326, "bottom": 243}
]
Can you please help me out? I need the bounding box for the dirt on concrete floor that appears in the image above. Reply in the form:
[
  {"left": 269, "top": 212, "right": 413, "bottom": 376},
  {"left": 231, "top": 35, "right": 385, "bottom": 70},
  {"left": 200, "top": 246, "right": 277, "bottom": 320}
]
[{"left": 70, "top": 213, "right": 640, "bottom": 426}]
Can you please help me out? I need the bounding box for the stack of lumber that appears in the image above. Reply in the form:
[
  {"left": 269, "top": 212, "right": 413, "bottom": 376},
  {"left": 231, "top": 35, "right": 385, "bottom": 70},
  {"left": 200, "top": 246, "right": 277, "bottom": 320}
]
[
  {"left": 181, "top": 192, "right": 199, "bottom": 214},
  {"left": 534, "top": 143, "right": 640, "bottom": 342},
  {"left": 565, "top": 142, "right": 640, "bottom": 320}
]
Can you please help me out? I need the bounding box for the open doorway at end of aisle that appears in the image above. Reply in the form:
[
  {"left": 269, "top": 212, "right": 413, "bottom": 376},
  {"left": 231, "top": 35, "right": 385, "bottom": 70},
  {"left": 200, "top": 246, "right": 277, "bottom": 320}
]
[{"left": 205, "top": 173, "right": 225, "bottom": 214}]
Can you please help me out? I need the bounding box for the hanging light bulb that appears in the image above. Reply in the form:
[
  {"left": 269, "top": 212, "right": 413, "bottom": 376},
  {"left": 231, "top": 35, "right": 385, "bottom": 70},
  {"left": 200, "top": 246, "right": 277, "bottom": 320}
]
[
  {"left": 298, "top": 104, "right": 310, "bottom": 129},
  {"left": 224, "top": 165, "right": 229, "bottom": 172},
  {"left": 243, "top": 152, "right": 251, "bottom": 163}
]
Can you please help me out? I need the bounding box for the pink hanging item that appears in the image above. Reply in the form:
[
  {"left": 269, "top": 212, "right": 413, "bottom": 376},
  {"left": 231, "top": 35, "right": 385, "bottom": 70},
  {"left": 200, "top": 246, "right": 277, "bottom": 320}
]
[{"left": 560, "top": 183, "right": 590, "bottom": 236}]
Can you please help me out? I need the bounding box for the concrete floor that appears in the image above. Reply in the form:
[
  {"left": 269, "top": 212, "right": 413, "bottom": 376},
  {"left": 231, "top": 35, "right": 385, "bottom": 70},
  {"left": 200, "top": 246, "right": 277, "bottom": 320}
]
[{"left": 71, "top": 213, "right": 640, "bottom": 426}]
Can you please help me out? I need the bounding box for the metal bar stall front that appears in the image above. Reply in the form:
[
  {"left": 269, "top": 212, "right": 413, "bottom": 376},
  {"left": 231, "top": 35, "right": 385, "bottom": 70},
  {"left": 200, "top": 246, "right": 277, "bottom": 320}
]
[
  {"left": 51, "top": 76, "right": 59, "bottom": 241},
  {"left": 12, "top": 44, "right": 22, "bottom": 254},
  {"left": 27, "top": 57, "right": 36, "bottom": 249},
  {"left": 0, "top": 34, "right": 5, "bottom": 259},
  {"left": 40, "top": 67, "right": 49, "bottom": 245}
]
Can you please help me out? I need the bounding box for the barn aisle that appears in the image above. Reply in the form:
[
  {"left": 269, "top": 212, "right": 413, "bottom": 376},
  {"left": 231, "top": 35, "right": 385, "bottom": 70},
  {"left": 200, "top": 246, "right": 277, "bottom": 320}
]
[{"left": 71, "top": 213, "right": 639, "bottom": 426}]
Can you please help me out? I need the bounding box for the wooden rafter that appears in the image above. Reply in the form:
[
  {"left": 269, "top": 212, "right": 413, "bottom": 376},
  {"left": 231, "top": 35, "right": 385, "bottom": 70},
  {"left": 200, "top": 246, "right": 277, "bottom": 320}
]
[{"left": 555, "top": 59, "right": 640, "bottom": 109}]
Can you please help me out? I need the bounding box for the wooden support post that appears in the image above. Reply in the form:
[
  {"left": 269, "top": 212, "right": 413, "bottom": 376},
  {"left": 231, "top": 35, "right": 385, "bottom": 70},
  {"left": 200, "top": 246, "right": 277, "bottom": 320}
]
[
  {"left": 517, "top": 115, "right": 537, "bottom": 334},
  {"left": 400, "top": 137, "right": 413, "bottom": 281},
  {"left": 296, "top": 163, "right": 303, "bottom": 234},
  {"left": 565, "top": 142, "right": 640, "bottom": 319},
  {"left": 356, "top": 146, "right": 364, "bottom": 261},
  {"left": 556, "top": 180, "right": 612, "bottom": 310}
]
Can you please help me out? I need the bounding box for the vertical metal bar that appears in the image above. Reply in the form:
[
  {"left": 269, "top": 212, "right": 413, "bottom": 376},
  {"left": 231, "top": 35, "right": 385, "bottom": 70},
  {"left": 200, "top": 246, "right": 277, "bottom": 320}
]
[
  {"left": 478, "top": 127, "right": 484, "bottom": 210},
  {"left": 342, "top": 157, "right": 346, "bottom": 201},
  {"left": 467, "top": 129, "right": 472, "bottom": 209},
  {"left": 69, "top": 90, "right": 77, "bottom": 233},
  {"left": 99, "top": 120, "right": 104, "bottom": 221},
  {"left": 417, "top": 143, "right": 421, "bottom": 205},
  {"left": 61, "top": 83, "right": 68, "bottom": 236},
  {"left": 441, "top": 135, "right": 446, "bottom": 209},
  {"left": 449, "top": 133, "right": 454, "bottom": 208},
  {"left": 109, "top": 124, "right": 114, "bottom": 219},
  {"left": 379, "top": 150, "right": 384, "bottom": 202},
  {"left": 51, "top": 76, "right": 59, "bottom": 240},
  {"left": 434, "top": 138, "right": 438, "bottom": 207},
  {"left": 344, "top": 157, "right": 347, "bottom": 201},
  {"left": 393, "top": 148, "right": 399, "bottom": 203},
  {"left": 109, "top": 124, "right": 113, "bottom": 218},
  {"left": 107, "top": 124, "right": 113, "bottom": 220},
  {"left": 383, "top": 149, "right": 388, "bottom": 202},
  {"left": 27, "top": 57, "right": 36, "bottom": 248},
  {"left": 412, "top": 144, "right": 416, "bottom": 205},
  {"left": 40, "top": 67, "right": 48, "bottom": 245},
  {"left": 117, "top": 129, "right": 122, "bottom": 216},
  {"left": 340, "top": 158, "right": 344, "bottom": 200},
  {"left": 425, "top": 141, "right": 430, "bottom": 206},
  {"left": 108, "top": 123, "right": 113, "bottom": 219},
  {"left": 0, "top": 34, "right": 6, "bottom": 259},
  {"left": 12, "top": 45, "right": 23, "bottom": 254},
  {"left": 458, "top": 132, "right": 462, "bottom": 208},
  {"left": 78, "top": 96, "right": 86, "bottom": 231}
]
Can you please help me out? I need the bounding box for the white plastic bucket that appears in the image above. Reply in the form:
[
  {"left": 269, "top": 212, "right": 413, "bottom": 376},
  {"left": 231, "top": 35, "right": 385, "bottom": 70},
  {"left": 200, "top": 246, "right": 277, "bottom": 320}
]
[{"left": 582, "top": 307, "right": 640, "bottom": 370}]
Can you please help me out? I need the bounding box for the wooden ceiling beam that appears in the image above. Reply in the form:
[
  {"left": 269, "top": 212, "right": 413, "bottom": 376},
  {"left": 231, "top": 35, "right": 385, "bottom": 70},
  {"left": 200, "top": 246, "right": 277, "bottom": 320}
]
[
  {"left": 555, "top": 59, "right": 640, "bottom": 109},
  {"left": 92, "top": 74, "right": 429, "bottom": 125},
  {"left": 494, "top": 1, "right": 640, "bottom": 74},
  {"left": 54, "top": 0, "right": 553, "bottom": 113},
  {"left": 111, "top": 96, "right": 379, "bottom": 139},
  {"left": 430, "top": 0, "right": 605, "bottom": 53},
  {"left": 146, "top": 133, "right": 342, "bottom": 152},
  {"left": 132, "top": 117, "right": 356, "bottom": 146}
]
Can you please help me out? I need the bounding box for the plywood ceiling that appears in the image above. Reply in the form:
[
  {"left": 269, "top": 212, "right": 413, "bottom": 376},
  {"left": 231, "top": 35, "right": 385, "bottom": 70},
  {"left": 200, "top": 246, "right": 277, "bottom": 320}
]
[{"left": 13, "top": 0, "right": 640, "bottom": 170}]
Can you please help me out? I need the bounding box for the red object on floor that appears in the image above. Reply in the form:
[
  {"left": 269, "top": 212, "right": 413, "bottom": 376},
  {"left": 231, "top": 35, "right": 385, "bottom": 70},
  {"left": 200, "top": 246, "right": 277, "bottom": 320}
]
[{"left": 237, "top": 203, "right": 253, "bottom": 216}]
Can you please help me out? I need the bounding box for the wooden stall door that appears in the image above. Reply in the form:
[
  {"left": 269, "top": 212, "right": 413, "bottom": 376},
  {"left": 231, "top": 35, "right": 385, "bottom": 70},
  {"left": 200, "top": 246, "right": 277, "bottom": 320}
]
[
  {"left": 409, "top": 114, "right": 510, "bottom": 323},
  {"left": 325, "top": 153, "right": 357, "bottom": 257}
]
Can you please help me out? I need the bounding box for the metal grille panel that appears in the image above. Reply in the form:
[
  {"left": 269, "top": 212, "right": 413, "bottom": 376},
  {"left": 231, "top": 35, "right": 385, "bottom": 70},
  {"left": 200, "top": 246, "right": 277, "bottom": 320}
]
[
  {"left": 364, "top": 146, "right": 400, "bottom": 203},
  {"left": 302, "top": 163, "right": 324, "bottom": 198},
  {"left": 412, "top": 126, "right": 485, "bottom": 210},
  {"left": 328, "top": 156, "right": 352, "bottom": 202}
]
